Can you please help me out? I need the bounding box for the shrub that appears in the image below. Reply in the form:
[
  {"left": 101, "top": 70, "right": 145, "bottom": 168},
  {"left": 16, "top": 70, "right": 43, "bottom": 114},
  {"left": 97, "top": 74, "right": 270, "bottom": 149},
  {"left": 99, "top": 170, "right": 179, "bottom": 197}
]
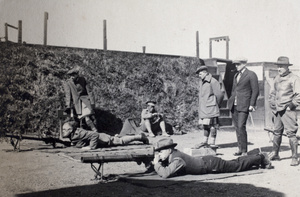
[{"left": 0, "top": 42, "right": 200, "bottom": 137}]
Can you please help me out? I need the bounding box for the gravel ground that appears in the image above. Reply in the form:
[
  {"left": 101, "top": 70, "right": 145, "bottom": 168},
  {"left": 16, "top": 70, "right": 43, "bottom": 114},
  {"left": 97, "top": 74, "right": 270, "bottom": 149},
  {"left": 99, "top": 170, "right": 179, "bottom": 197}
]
[{"left": 1, "top": 127, "right": 300, "bottom": 197}]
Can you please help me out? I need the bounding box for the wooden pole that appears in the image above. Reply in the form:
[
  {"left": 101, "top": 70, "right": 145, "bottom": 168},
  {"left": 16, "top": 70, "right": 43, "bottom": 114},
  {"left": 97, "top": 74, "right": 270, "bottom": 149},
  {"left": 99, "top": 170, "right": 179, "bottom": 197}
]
[
  {"left": 196, "top": 31, "right": 199, "bottom": 58},
  {"left": 226, "top": 36, "right": 229, "bottom": 59},
  {"left": 44, "top": 12, "right": 48, "bottom": 46},
  {"left": 103, "top": 20, "right": 107, "bottom": 50},
  {"left": 5, "top": 23, "right": 8, "bottom": 42},
  {"left": 209, "top": 38, "right": 212, "bottom": 58},
  {"left": 209, "top": 36, "right": 230, "bottom": 59},
  {"left": 18, "top": 20, "right": 22, "bottom": 43}
]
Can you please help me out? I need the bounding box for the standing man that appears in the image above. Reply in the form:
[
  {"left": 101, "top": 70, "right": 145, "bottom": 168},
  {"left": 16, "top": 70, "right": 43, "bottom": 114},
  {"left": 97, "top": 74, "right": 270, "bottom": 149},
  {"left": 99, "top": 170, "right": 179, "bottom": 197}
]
[
  {"left": 268, "top": 56, "right": 300, "bottom": 166},
  {"left": 140, "top": 101, "right": 170, "bottom": 137},
  {"left": 193, "top": 65, "right": 224, "bottom": 149},
  {"left": 63, "top": 66, "right": 97, "bottom": 132},
  {"left": 228, "top": 57, "right": 259, "bottom": 156}
]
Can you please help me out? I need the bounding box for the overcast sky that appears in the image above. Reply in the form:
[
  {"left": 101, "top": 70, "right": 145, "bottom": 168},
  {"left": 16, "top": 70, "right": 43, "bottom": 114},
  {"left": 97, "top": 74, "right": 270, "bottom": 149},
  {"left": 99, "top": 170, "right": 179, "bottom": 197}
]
[{"left": 0, "top": 0, "right": 300, "bottom": 71}]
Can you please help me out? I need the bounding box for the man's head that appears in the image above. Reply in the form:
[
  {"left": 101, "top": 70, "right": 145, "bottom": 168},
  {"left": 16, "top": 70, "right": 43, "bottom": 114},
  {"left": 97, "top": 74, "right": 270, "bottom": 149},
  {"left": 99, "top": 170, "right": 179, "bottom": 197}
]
[
  {"left": 233, "top": 57, "right": 248, "bottom": 72},
  {"left": 67, "top": 66, "right": 81, "bottom": 79},
  {"left": 146, "top": 100, "right": 156, "bottom": 112},
  {"left": 196, "top": 65, "right": 208, "bottom": 80},
  {"left": 62, "top": 121, "right": 77, "bottom": 138},
  {"left": 275, "top": 56, "right": 292, "bottom": 76},
  {"left": 155, "top": 138, "right": 177, "bottom": 161}
]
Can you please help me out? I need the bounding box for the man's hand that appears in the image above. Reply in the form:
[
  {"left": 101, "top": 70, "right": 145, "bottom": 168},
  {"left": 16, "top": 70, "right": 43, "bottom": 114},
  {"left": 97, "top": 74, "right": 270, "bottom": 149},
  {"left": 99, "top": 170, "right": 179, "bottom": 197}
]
[
  {"left": 152, "top": 153, "right": 160, "bottom": 165},
  {"left": 249, "top": 106, "right": 256, "bottom": 112},
  {"left": 152, "top": 112, "right": 158, "bottom": 116},
  {"left": 82, "top": 146, "right": 92, "bottom": 150},
  {"left": 289, "top": 102, "right": 297, "bottom": 110}
]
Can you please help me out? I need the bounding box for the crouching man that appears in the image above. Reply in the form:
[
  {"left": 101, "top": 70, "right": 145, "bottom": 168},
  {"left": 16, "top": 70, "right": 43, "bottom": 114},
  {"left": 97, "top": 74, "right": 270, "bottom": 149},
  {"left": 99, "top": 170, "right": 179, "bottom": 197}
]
[
  {"left": 62, "top": 121, "right": 149, "bottom": 150},
  {"left": 152, "top": 138, "right": 273, "bottom": 179},
  {"left": 140, "top": 100, "right": 170, "bottom": 137}
]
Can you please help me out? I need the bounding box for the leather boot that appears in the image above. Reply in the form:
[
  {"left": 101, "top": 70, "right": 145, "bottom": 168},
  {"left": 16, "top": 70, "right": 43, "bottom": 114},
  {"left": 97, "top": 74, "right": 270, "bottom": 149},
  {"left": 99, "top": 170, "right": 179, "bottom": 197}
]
[
  {"left": 289, "top": 137, "right": 299, "bottom": 166},
  {"left": 208, "top": 127, "right": 218, "bottom": 147},
  {"left": 85, "top": 118, "right": 98, "bottom": 132},
  {"left": 269, "top": 134, "right": 281, "bottom": 161}
]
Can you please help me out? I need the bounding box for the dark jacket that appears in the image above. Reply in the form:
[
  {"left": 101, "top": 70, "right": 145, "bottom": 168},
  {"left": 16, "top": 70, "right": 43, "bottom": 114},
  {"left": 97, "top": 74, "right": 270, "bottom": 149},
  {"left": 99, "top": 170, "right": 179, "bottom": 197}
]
[
  {"left": 154, "top": 149, "right": 208, "bottom": 178},
  {"left": 228, "top": 68, "right": 259, "bottom": 112}
]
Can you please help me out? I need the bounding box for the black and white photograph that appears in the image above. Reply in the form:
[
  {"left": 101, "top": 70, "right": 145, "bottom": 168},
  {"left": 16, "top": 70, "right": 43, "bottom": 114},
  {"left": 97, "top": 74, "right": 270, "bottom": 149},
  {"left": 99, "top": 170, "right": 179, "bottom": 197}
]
[{"left": 0, "top": 0, "right": 300, "bottom": 196}]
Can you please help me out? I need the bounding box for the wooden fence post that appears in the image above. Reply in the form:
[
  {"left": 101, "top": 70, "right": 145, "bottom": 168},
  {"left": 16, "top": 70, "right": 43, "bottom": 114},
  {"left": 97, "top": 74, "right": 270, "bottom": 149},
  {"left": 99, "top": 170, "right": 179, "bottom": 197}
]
[
  {"left": 143, "top": 46, "right": 146, "bottom": 53},
  {"left": 196, "top": 31, "right": 199, "bottom": 58},
  {"left": 18, "top": 20, "right": 22, "bottom": 43},
  {"left": 103, "top": 20, "right": 107, "bottom": 50},
  {"left": 226, "top": 36, "right": 229, "bottom": 59},
  {"left": 44, "top": 12, "right": 48, "bottom": 46},
  {"left": 5, "top": 23, "right": 8, "bottom": 42},
  {"left": 209, "top": 38, "right": 212, "bottom": 58}
]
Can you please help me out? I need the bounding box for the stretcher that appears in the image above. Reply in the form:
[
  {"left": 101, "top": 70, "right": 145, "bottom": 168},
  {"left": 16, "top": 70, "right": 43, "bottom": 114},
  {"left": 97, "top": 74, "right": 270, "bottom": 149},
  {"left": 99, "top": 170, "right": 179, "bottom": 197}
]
[{"left": 80, "top": 146, "right": 154, "bottom": 181}]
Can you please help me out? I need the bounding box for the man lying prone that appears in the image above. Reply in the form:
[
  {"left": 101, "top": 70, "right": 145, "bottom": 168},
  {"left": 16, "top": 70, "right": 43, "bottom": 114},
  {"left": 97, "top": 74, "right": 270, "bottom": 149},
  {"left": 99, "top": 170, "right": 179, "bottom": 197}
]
[
  {"left": 62, "top": 121, "right": 149, "bottom": 150},
  {"left": 153, "top": 138, "right": 273, "bottom": 178}
]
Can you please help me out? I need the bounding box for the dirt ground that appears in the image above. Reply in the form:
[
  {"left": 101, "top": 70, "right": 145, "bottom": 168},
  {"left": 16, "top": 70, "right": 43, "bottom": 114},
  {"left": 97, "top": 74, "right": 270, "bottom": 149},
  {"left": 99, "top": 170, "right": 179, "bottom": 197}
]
[{"left": 1, "top": 126, "right": 300, "bottom": 197}]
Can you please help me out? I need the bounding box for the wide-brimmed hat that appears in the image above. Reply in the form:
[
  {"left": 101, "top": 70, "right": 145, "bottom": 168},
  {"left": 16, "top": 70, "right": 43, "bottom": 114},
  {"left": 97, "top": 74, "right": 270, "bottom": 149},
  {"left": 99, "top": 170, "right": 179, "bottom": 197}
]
[
  {"left": 154, "top": 138, "right": 177, "bottom": 151},
  {"left": 232, "top": 57, "right": 248, "bottom": 64},
  {"left": 146, "top": 100, "right": 156, "bottom": 106},
  {"left": 196, "top": 65, "right": 208, "bottom": 74},
  {"left": 199, "top": 58, "right": 205, "bottom": 65},
  {"left": 275, "top": 56, "right": 293, "bottom": 66},
  {"left": 67, "top": 66, "right": 81, "bottom": 75}
]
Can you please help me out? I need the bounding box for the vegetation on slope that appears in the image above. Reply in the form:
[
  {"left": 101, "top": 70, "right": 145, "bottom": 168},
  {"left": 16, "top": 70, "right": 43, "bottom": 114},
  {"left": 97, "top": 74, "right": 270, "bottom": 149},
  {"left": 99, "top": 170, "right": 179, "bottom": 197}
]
[{"left": 0, "top": 42, "right": 201, "bottom": 137}]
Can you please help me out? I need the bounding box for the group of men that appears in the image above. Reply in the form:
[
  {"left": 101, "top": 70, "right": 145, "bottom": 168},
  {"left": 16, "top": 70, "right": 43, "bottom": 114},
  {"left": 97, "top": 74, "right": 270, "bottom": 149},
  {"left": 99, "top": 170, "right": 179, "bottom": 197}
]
[
  {"left": 61, "top": 66, "right": 169, "bottom": 150},
  {"left": 153, "top": 55, "right": 300, "bottom": 178},
  {"left": 61, "top": 55, "right": 300, "bottom": 178},
  {"left": 193, "top": 57, "right": 259, "bottom": 155},
  {"left": 194, "top": 56, "right": 300, "bottom": 163}
]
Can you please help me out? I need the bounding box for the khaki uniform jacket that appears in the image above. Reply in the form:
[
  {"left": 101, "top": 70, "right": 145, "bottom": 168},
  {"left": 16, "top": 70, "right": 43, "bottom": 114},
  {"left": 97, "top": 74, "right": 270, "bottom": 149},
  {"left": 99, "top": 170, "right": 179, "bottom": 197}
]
[
  {"left": 269, "top": 71, "right": 300, "bottom": 113},
  {"left": 63, "top": 76, "right": 95, "bottom": 115},
  {"left": 198, "top": 73, "right": 224, "bottom": 119},
  {"left": 70, "top": 128, "right": 111, "bottom": 149}
]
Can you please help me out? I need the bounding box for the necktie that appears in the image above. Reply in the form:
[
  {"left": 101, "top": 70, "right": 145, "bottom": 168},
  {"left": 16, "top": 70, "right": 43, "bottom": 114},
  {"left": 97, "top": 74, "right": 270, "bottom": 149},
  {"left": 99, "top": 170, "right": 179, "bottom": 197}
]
[{"left": 236, "top": 72, "right": 241, "bottom": 83}]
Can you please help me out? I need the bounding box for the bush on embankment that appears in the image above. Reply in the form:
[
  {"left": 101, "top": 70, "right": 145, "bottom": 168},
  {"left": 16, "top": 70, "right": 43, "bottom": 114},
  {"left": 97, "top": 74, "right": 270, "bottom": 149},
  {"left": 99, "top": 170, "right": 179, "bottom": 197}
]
[{"left": 0, "top": 42, "right": 201, "bottom": 137}]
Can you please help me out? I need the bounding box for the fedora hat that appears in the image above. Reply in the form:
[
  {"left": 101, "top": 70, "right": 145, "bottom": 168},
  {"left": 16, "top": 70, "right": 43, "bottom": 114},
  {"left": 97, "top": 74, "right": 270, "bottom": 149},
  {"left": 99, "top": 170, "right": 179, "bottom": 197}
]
[
  {"left": 196, "top": 65, "right": 208, "bottom": 74},
  {"left": 275, "top": 56, "right": 293, "bottom": 66},
  {"left": 199, "top": 58, "right": 205, "bottom": 65},
  {"left": 154, "top": 138, "right": 177, "bottom": 151},
  {"left": 232, "top": 57, "right": 248, "bottom": 64}
]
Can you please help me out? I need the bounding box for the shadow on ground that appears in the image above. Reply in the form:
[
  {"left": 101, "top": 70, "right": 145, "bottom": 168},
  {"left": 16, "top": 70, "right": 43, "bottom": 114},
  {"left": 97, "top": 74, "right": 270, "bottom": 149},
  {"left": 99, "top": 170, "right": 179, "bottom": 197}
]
[
  {"left": 15, "top": 178, "right": 283, "bottom": 197},
  {"left": 218, "top": 142, "right": 254, "bottom": 149}
]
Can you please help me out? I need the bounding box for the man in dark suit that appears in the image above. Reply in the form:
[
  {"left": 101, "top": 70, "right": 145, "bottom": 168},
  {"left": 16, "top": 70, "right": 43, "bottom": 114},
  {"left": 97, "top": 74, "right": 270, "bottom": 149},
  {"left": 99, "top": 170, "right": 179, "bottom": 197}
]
[
  {"left": 227, "top": 57, "right": 259, "bottom": 156},
  {"left": 153, "top": 138, "right": 272, "bottom": 179}
]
